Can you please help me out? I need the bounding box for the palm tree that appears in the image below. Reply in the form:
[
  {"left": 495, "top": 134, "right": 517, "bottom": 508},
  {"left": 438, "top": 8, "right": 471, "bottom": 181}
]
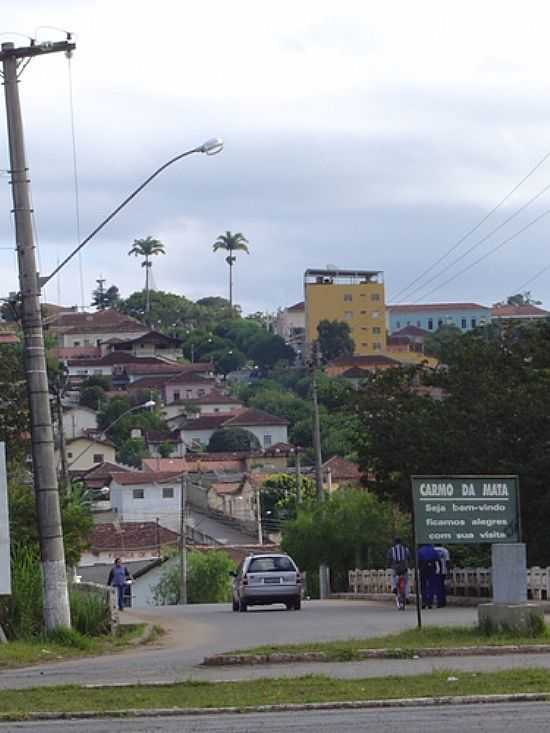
[
  {"left": 128, "top": 236, "right": 166, "bottom": 322},
  {"left": 212, "top": 231, "right": 250, "bottom": 309}
]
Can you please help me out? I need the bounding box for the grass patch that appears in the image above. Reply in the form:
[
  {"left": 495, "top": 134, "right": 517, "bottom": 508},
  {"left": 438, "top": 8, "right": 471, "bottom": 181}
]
[
  {"left": 0, "top": 624, "right": 151, "bottom": 669},
  {"left": 228, "top": 624, "right": 550, "bottom": 660},
  {"left": 1, "top": 669, "right": 550, "bottom": 715}
]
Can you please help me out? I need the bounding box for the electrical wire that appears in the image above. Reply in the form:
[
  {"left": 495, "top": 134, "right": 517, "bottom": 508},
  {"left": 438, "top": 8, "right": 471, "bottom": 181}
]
[
  {"left": 417, "top": 205, "right": 550, "bottom": 302},
  {"left": 390, "top": 150, "right": 550, "bottom": 303},
  {"left": 66, "top": 53, "right": 85, "bottom": 310},
  {"left": 399, "top": 181, "right": 550, "bottom": 303},
  {"left": 510, "top": 263, "right": 550, "bottom": 296}
]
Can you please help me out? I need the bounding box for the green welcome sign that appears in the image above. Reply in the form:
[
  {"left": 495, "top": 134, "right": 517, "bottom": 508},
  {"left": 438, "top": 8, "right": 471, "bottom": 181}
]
[{"left": 412, "top": 475, "right": 520, "bottom": 545}]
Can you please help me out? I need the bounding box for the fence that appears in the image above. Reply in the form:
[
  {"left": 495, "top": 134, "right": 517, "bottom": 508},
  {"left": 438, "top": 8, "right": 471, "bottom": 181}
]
[{"left": 348, "top": 567, "right": 550, "bottom": 600}]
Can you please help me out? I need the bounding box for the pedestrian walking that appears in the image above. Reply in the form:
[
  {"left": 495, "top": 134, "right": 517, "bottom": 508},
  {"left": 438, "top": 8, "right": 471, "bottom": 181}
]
[
  {"left": 434, "top": 545, "right": 450, "bottom": 608},
  {"left": 108, "top": 557, "right": 132, "bottom": 611},
  {"left": 387, "top": 537, "right": 411, "bottom": 596},
  {"left": 417, "top": 543, "right": 439, "bottom": 609}
]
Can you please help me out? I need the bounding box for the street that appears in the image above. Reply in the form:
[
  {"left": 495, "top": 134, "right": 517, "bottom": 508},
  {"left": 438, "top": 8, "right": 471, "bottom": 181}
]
[
  {"left": 2, "top": 702, "right": 549, "bottom": 732},
  {"left": 0, "top": 599, "right": 481, "bottom": 689}
]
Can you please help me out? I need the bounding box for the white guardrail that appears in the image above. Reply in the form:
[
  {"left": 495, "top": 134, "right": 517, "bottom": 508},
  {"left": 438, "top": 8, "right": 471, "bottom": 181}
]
[{"left": 348, "top": 567, "right": 550, "bottom": 600}]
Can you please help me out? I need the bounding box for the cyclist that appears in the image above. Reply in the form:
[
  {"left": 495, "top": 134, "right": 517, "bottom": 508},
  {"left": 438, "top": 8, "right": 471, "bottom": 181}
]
[{"left": 387, "top": 537, "right": 411, "bottom": 602}]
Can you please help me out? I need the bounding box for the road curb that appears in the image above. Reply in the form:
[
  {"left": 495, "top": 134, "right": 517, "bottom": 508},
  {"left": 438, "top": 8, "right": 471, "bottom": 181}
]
[
  {"left": 203, "top": 643, "right": 550, "bottom": 666},
  {"left": 1, "top": 692, "right": 549, "bottom": 722}
]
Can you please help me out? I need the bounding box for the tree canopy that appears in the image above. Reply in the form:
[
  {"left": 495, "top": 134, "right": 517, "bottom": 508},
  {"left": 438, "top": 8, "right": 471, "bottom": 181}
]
[
  {"left": 207, "top": 427, "right": 261, "bottom": 453},
  {"left": 316, "top": 319, "right": 355, "bottom": 363}
]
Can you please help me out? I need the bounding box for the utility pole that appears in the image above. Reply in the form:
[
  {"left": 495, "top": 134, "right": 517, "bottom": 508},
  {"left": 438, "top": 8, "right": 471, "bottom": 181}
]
[
  {"left": 256, "top": 488, "right": 263, "bottom": 545},
  {"left": 1, "top": 39, "right": 75, "bottom": 630},
  {"left": 179, "top": 473, "right": 187, "bottom": 604},
  {"left": 55, "top": 388, "right": 70, "bottom": 493},
  {"left": 309, "top": 346, "right": 329, "bottom": 599},
  {"left": 295, "top": 446, "right": 302, "bottom": 504}
]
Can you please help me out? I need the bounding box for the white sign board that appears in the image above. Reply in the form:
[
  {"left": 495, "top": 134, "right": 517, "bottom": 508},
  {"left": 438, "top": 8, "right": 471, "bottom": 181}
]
[{"left": 0, "top": 443, "right": 10, "bottom": 594}]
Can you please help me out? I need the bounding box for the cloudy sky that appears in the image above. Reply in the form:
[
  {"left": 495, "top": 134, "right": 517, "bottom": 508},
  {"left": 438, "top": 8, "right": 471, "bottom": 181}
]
[{"left": 2, "top": 0, "right": 550, "bottom": 313}]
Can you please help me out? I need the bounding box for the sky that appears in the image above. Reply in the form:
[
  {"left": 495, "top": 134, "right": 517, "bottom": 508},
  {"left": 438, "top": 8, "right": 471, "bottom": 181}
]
[{"left": 2, "top": 0, "right": 550, "bottom": 313}]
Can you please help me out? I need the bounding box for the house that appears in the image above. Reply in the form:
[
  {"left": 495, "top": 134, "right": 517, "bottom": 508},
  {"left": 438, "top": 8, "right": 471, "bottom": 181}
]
[
  {"left": 46, "top": 308, "right": 147, "bottom": 349},
  {"left": 65, "top": 353, "right": 186, "bottom": 389},
  {"left": 178, "top": 408, "right": 289, "bottom": 451},
  {"left": 207, "top": 474, "right": 258, "bottom": 523},
  {"left": 304, "top": 268, "right": 386, "bottom": 357},
  {"left": 79, "top": 522, "right": 179, "bottom": 566},
  {"left": 62, "top": 405, "right": 98, "bottom": 440},
  {"left": 491, "top": 303, "right": 550, "bottom": 322},
  {"left": 127, "top": 365, "right": 215, "bottom": 398},
  {"left": 162, "top": 389, "right": 243, "bottom": 421},
  {"left": 100, "top": 330, "right": 182, "bottom": 361},
  {"left": 387, "top": 302, "right": 491, "bottom": 334},
  {"left": 143, "top": 430, "right": 185, "bottom": 458},
  {"left": 109, "top": 472, "right": 183, "bottom": 532},
  {"left": 322, "top": 455, "right": 362, "bottom": 490},
  {"left": 273, "top": 301, "right": 306, "bottom": 352},
  {"left": 59, "top": 436, "right": 116, "bottom": 474}
]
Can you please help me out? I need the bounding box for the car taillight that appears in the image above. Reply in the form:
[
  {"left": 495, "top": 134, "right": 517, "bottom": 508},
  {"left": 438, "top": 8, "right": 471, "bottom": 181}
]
[
  {"left": 296, "top": 573, "right": 302, "bottom": 583},
  {"left": 242, "top": 573, "right": 248, "bottom": 586}
]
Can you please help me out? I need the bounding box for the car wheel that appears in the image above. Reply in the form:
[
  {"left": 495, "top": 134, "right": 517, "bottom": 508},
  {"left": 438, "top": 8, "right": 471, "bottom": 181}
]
[
  {"left": 232, "top": 598, "right": 239, "bottom": 612},
  {"left": 294, "top": 598, "right": 301, "bottom": 610},
  {"left": 285, "top": 602, "right": 293, "bottom": 611},
  {"left": 239, "top": 599, "right": 247, "bottom": 612}
]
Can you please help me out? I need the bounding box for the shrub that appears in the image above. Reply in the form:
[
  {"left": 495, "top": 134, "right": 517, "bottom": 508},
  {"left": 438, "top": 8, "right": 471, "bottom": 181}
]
[
  {"left": 152, "top": 550, "right": 235, "bottom": 605},
  {"left": 46, "top": 626, "right": 93, "bottom": 650},
  {"left": 69, "top": 589, "right": 111, "bottom": 636},
  {"left": 0, "top": 544, "right": 43, "bottom": 639}
]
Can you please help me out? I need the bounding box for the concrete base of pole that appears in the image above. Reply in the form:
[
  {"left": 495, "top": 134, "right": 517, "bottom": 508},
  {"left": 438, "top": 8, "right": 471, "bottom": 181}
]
[
  {"left": 478, "top": 603, "right": 544, "bottom": 635},
  {"left": 42, "top": 560, "right": 71, "bottom": 630},
  {"left": 319, "top": 563, "right": 330, "bottom": 599}
]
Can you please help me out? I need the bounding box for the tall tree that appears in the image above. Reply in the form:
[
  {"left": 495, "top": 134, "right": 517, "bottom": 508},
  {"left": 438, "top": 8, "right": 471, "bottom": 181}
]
[
  {"left": 212, "top": 231, "right": 250, "bottom": 308},
  {"left": 128, "top": 236, "right": 166, "bottom": 322},
  {"left": 91, "top": 278, "right": 120, "bottom": 310},
  {"left": 317, "top": 320, "right": 355, "bottom": 363}
]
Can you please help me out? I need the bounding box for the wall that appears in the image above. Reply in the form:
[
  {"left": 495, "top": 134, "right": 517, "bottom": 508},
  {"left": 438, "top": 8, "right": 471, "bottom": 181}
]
[
  {"left": 165, "top": 382, "right": 215, "bottom": 403},
  {"left": 61, "top": 329, "right": 147, "bottom": 348},
  {"left": 61, "top": 439, "right": 116, "bottom": 472},
  {"left": 305, "top": 281, "right": 386, "bottom": 356},
  {"left": 244, "top": 425, "right": 288, "bottom": 449},
  {"left": 110, "top": 479, "right": 182, "bottom": 532},
  {"left": 131, "top": 556, "right": 178, "bottom": 608},
  {"left": 63, "top": 407, "right": 98, "bottom": 440}
]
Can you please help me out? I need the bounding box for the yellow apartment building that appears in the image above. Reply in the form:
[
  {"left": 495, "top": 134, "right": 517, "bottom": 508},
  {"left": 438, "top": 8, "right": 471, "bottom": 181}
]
[{"left": 304, "top": 268, "right": 386, "bottom": 357}]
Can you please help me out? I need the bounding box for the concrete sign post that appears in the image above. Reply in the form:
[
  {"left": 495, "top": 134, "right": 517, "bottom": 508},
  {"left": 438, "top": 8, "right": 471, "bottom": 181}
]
[
  {"left": 0, "top": 443, "right": 10, "bottom": 595},
  {"left": 412, "top": 475, "right": 520, "bottom": 545}
]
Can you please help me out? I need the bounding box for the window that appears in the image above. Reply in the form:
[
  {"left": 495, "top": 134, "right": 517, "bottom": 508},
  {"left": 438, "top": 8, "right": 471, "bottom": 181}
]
[
  {"left": 396, "top": 321, "right": 401, "bottom": 329},
  {"left": 361, "top": 342, "right": 368, "bottom": 347},
  {"left": 248, "top": 556, "right": 294, "bottom": 572},
  {"left": 461, "top": 318, "right": 467, "bottom": 329},
  {"left": 373, "top": 342, "right": 382, "bottom": 351},
  {"left": 185, "top": 389, "right": 192, "bottom": 398},
  {"left": 372, "top": 311, "right": 380, "bottom": 319},
  {"left": 162, "top": 487, "right": 174, "bottom": 499},
  {"left": 93, "top": 453, "right": 103, "bottom": 463},
  {"left": 428, "top": 319, "right": 434, "bottom": 330},
  {"left": 67, "top": 452, "right": 73, "bottom": 459},
  {"left": 416, "top": 321, "right": 421, "bottom": 327},
  {"left": 344, "top": 293, "right": 353, "bottom": 302},
  {"left": 263, "top": 434, "right": 272, "bottom": 448},
  {"left": 373, "top": 327, "right": 381, "bottom": 334},
  {"left": 471, "top": 318, "right": 477, "bottom": 328},
  {"left": 198, "top": 389, "right": 206, "bottom": 397},
  {"left": 371, "top": 293, "right": 381, "bottom": 301},
  {"left": 132, "top": 488, "right": 144, "bottom": 500},
  {"left": 438, "top": 319, "right": 443, "bottom": 328},
  {"left": 73, "top": 341, "right": 81, "bottom": 347},
  {"left": 360, "top": 310, "right": 367, "bottom": 315},
  {"left": 77, "top": 369, "right": 88, "bottom": 376},
  {"left": 173, "top": 391, "right": 181, "bottom": 402},
  {"left": 344, "top": 311, "right": 353, "bottom": 320}
]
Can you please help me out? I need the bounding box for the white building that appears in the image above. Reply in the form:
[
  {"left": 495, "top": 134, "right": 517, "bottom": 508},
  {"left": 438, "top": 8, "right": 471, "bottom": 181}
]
[
  {"left": 109, "top": 473, "right": 182, "bottom": 532},
  {"left": 273, "top": 301, "right": 305, "bottom": 352},
  {"left": 62, "top": 405, "right": 98, "bottom": 440},
  {"left": 179, "top": 408, "right": 289, "bottom": 451},
  {"left": 60, "top": 436, "right": 116, "bottom": 474}
]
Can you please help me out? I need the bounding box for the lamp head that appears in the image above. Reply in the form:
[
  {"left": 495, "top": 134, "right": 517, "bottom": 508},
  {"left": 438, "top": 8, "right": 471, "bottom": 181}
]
[
  {"left": 199, "top": 137, "right": 224, "bottom": 155},
  {"left": 143, "top": 400, "right": 156, "bottom": 409}
]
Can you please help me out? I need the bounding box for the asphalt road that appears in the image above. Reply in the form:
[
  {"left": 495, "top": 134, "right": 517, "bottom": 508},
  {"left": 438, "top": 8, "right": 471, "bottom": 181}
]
[
  {"left": 0, "top": 600, "right": 481, "bottom": 689},
  {"left": 3, "top": 703, "right": 550, "bottom": 732}
]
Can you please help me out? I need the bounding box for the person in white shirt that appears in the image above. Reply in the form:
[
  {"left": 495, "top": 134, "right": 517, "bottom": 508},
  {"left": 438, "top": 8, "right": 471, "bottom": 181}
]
[
  {"left": 387, "top": 538, "right": 411, "bottom": 597},
  {"left": 434, "top": 545, "right": 450, "bottom": 608}
]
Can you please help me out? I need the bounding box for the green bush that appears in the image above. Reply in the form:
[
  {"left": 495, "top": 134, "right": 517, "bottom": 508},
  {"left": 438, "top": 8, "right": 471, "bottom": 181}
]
[
  {"left": 0, "top": 544, "right": 43, "bottom": 639},
  {"left": 46, "top": 626, "right": 93, "bottom": 650},
  {"left": 152, "top": 550, "right": 236, "bottom": 605},
  {"left": 69, "top": 589, "right": 111, "bottom": 636}
]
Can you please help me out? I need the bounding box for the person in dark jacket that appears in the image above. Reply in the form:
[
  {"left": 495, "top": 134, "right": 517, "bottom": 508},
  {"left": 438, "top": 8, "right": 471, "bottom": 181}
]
[
  {"left": 417, "top": 544, "right": 439, "bottom": 609},
  {"left": 108, "top": 557, "right": 132, "bottom": 611}
]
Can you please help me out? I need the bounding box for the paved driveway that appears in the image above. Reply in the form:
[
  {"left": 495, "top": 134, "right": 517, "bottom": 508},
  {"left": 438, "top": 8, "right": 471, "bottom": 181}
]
[{"left": 0, "top": 600, "right": 478, "bottom": 689}]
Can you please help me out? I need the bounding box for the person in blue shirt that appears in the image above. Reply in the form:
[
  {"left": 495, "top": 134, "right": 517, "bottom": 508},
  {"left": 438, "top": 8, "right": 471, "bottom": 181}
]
[
  {"left": 108, "top": 557, "right": 132, "bottom": 611},
  {"left": 417, "top": 544, "right": 439, "bottom": 609}
]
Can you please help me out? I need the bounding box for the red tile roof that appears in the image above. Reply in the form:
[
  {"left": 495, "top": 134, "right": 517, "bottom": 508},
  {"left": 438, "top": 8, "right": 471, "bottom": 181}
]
[
  {"left": 182, "top": 389, "right": 242, "bottom": 406},
  {"left": 491, "top": 304, "right": 550, "bottom": 318},
  {"left": 287, "top": 301, "right": 305, "bottom": 312},
  {"left": 110, "top": 471, "right": 181, "bottom": 485},
  {"left": 67, "top": 353, "right": 172, "bottom": 367},
  {"left": 393, "top": 325, "right": 429, "bottom": 337},
  {"left": 323, "top": 455, "right": 361, "bottom": 481},
  {"left": 83, "top": 461, "right": 134, "bottom": 479},
  {"left": 340, "top": 366, "right": 371, "bottom": 378},
  {"left": 329, "top": 355, "right": 402, "bottom": 367},
  {"left": 47, "top": 309, "right": 146, "bottom": 335},
  {"left": 388, "top": 303, "right": 488, "bottom": 313},
  {"left": 89, "top": 522, "right": 179, "bottom": 552},
  {"left": 224, "top": 408, "right": 289, "bottom": 428},
  {"left": 113, "top": 330, "right": 182, "bottom": 347},
  {"left": 181, "top": 414, "right": 233, "bottom": 431}
]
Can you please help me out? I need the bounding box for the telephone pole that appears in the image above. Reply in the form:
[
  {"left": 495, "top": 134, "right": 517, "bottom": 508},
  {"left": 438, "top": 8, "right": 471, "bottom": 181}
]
[
  {"left": 179, "top": 473, "right": 188, "bottom": 604},
  {"left": 1, "top": 38, "right": 75, "bottom": 630}
]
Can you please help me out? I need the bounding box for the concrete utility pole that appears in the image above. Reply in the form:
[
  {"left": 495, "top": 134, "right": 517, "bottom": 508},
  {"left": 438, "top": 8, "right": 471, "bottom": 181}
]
[
  {"left": 1, "top": 39, "right": 75, "bottom": 630},
  {"left": 309, "top": 348, "right": 330, "bottom": 599},
  {"left": 295, "top": 446, "right": 302, "bottom": 504},
  {"left": 256, "top": 488, "right": 263, "bottom": 546},
  {"left": 179, "top": 473, "right": 188, "bottom": 604}
]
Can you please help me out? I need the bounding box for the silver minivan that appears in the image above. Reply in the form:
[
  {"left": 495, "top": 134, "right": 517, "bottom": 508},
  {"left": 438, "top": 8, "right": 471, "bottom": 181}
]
[{"left": 231, "top": 553, "right": 302, "bottom": 612}]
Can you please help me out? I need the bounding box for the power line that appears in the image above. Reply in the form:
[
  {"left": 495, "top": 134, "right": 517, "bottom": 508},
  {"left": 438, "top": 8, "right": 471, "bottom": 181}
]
[
  {"left": 391, "top": 150, "right": 550, "bottom": 302},
  {"left": 66, "top": 53, "right": 85, "bottom": 310},
  {"left": 417, "top": 206, "right": 550, "bottom": 302},
  {"left": 511, "top": 263, "right": 550, "bottom": 295},
  {"left": 403, "top": 181, "right": 550, "bottom": 303}
]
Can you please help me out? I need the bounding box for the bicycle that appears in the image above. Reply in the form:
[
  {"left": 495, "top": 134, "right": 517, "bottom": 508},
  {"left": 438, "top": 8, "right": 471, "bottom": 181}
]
[{"left": 395, "top": 573, "right": 407, "bottom": 610}]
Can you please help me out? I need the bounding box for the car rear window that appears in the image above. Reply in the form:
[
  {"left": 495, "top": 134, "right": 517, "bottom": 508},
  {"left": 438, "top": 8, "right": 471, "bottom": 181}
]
[{"left": 248, "top": 557, "right": 294, "bottom": 573}]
